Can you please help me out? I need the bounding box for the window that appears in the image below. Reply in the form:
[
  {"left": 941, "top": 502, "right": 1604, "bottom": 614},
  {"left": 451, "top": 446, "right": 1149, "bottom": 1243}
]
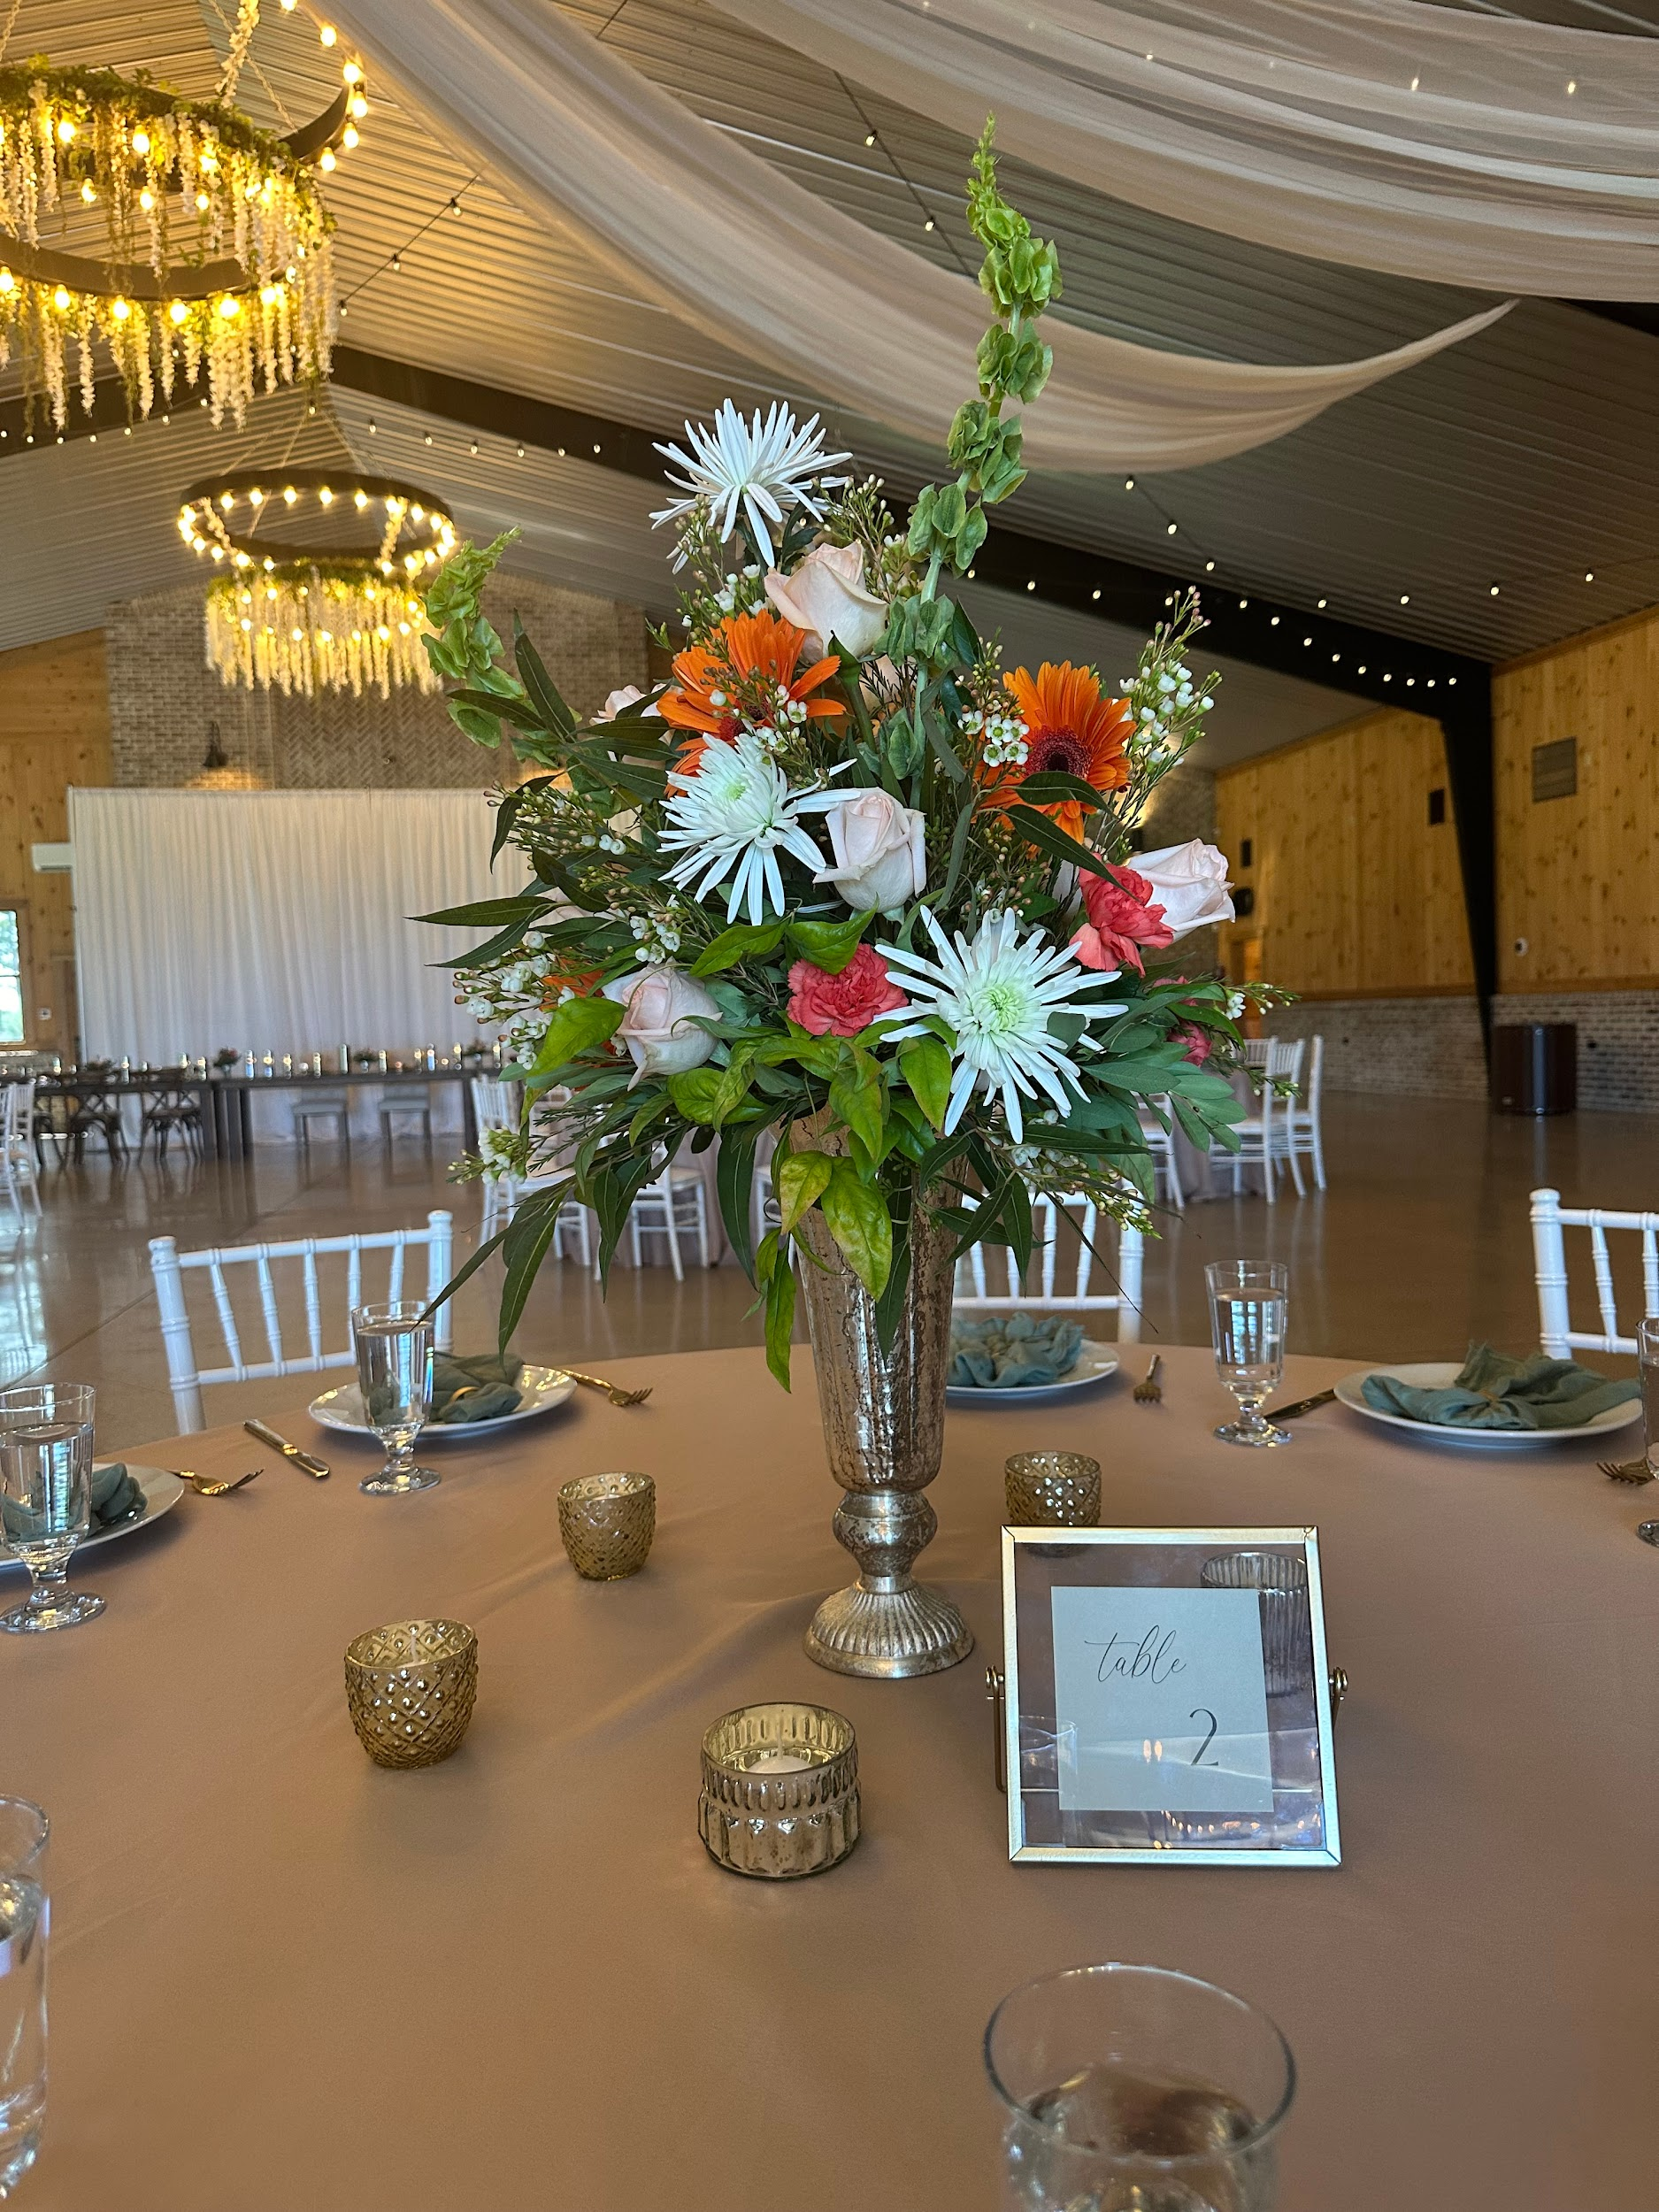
[
  {"left": 1427, "top": 787, "right": 1447, "bottom": 826},
  {"left": 1239, "top": 837, "right": 1253, "bottom": 868},
  {"left": 0, "top": 911, "right": 22, "bottom": 1043}
]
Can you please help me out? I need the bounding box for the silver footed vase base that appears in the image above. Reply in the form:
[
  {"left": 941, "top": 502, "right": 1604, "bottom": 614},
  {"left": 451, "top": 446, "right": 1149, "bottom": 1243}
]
[
  {"left": 805, "top": 1574, "right": 975, "bottom": 1679},
  {"left": 804, "top": 1488, "right": 973, "bottom": 1678}
]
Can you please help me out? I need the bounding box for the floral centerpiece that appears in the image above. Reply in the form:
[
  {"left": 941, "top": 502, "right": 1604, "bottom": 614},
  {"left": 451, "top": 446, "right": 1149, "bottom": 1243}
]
[{"left": 422, "top": 127, "right": 1260, "bottom": 1678}]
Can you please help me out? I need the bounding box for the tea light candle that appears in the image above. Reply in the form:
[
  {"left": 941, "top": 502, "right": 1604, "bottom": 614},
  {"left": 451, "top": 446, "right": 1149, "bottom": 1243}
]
[{"left": 699, "top": 1702, "right": 860, "bottom": 1879}]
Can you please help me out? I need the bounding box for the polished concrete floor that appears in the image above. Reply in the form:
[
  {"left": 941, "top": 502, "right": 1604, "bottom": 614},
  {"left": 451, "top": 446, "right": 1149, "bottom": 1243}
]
[{"left": 3, "top": 1094, "right": 1654, "bottom": 1450}]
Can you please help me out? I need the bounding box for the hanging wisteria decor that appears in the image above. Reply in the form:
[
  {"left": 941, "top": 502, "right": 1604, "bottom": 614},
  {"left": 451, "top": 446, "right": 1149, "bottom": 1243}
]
[
  {"left": 0, "top": 21, "right": 365, "bottom": 428},
  {"left": 180, "top": 468, "right": 458, "bottom": 700}
]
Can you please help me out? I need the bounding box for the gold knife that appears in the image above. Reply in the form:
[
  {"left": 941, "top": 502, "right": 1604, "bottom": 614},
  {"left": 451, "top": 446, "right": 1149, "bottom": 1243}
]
[
  {"left": 243, "top": 1418, "right": 330, "bottom": 1479},
  {"left": 1261, "top": 1388, "right": 1337, "bottom": 1423}
]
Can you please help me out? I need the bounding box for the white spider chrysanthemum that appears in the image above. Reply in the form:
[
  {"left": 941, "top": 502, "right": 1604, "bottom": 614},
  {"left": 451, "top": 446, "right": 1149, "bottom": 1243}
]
[
  {"left": 659, "top": 734, "right": 830, "bottom": 926},
  {"left": 652, "top": 401, "right": 850, "bottom": 567},
  {"left": 883, "top": 910, "right": 1127, "bottom": 1142}
]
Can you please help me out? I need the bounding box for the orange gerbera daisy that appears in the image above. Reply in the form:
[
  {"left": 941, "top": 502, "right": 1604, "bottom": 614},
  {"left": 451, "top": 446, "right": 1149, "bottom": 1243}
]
[
  {"left": 987, "top": 662, "right": 1133, "bottom": 841},
  {"left": 659, "top": 609, "right": 844, "bottom": 774}
]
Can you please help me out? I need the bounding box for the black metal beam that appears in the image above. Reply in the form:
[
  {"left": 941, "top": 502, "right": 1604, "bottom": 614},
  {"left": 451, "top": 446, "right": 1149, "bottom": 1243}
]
[{"left": 3, "top": 345, "right": 1501, "bottom": 1033}]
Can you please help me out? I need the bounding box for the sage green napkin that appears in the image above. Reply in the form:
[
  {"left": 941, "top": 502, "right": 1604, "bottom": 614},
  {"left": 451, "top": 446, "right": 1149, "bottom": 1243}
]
[
  {"left": 949, "top": 1314, "right": 1086, "bottom": 1390},
  {"left": 0, "top": 1462, "right": 143, "bottom": 1546},
  {"left": 430, "top": 1352, "right": 526, "bottom": 1425},
  {"left": 1360, "top": 1343, "right": 1639, "bottom": 1431}
]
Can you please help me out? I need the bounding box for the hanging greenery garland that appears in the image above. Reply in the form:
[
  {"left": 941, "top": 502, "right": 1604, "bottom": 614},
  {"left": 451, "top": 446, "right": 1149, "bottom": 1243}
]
[{"left": 0, "top": 20, "right": 366, "bottom": 428}]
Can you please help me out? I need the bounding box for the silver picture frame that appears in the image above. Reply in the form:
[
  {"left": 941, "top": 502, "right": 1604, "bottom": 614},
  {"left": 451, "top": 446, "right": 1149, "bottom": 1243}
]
[{"left": 1000, "top": 1525, "right": 1342, "bottom": 1867}]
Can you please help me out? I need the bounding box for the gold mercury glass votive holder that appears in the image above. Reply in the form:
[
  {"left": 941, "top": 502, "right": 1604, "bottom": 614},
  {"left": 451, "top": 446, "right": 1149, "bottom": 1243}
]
[
  {"left": 558, "top": 1471, "right": 656, "bottom": 1580},
  {"left": 344, "top": 1618, "right": 478, "bottom": 1769},
  {"left": 698, "top": 1702, "right": 860, "bottom": 1880},
  {"left": 1005, "top": 1450, "right": 1102, "bottom": 1527}
]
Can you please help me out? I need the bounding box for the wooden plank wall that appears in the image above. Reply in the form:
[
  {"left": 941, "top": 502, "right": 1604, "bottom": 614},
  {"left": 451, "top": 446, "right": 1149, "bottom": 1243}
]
[
  {"left": 1214, "top": 706, "right": 1473, "bottom": 997},
  {"left": 0, "top": 629, "right": 111, "bottom": 1054},
  {"left": 1494, "top": 606, "right": 1659, "bottom": 991}
]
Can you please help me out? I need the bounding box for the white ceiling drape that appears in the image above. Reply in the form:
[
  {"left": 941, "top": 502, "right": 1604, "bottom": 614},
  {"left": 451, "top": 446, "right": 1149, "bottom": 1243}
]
[
  {"left": 710, "top": 0, "right": 1659, "bottom": 301},
  {"left": 68, "top": 788, "right": 523, "bottom": 1065},
  {"left": 326, "top": 0, "right": 1509, "bottom": 473}
]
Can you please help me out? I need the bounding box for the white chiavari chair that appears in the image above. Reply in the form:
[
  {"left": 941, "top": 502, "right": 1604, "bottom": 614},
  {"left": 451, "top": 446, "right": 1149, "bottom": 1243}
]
[
  {"left": 2, "top": 1079, "right": 42, "bottom": 1220},
  {"left": 626, "top": 1154, "right": 712, "bottom": 1280},
  {"left": 1530, "top": 1187, "right": 1659, "bottom": 1357},
  {"left": 1136, "top": 1095, "right": 1185, "bottom": 1210},
  {"left": 1211, "top": 1037, "right": 1305, "bottom": 1203},
  {"left": 1286, "top": 1034, "right": 1326, "bottom": 1191},
  {"left": 147, "top": 1210, "right": 454, "bottom": 1432},
  {"left": 951, "top": 1191, "right": 1143, "bottom": 1341}
]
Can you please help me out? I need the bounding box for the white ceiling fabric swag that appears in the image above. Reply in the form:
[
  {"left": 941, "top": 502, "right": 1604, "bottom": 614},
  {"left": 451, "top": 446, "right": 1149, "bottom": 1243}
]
[
  {"left": 326, "top": 0, "right": 1507, "bottom": 472},
  {"left": 710, "top": 0, "right": 1659, "bottom": 300}
]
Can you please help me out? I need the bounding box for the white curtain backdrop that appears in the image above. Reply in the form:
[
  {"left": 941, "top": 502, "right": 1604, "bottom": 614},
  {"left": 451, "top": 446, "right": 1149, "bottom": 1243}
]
[
  {"left": 68, "top": 788, "right": 526, "bottom": 1066},
  {"left": 712, "top": 0, "right": 1659, "bottom": 299},
  {"left": 326, "top": 0, "right": 1508, "bottom": 473}
]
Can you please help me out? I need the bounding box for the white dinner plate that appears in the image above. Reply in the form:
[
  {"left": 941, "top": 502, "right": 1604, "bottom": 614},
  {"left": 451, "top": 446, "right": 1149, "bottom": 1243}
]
[
  {"left": 0, "top": 1463, "right": 184, "bottom": 1572},
  {"left": 1334, "top": 1363, "right": 1643, "bottom": 1448},
  {"left": 947, "top": 1340, "right": 1121, "bottom": 1406},
  {"left": 308, "top": 1363, "right": 579, "bottom": 1440}
]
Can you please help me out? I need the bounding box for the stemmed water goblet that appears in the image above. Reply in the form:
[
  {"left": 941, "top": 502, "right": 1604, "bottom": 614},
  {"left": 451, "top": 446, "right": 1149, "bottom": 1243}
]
[
  {"left": 0, "top": 1383, "right": 105, "bottom": 1632},
  {"left": 1206, "top": 1261, "right": 1291, "bottom": 1448},
  {"left": 351, "top": 1301, "right": 440, "bottom": 1496}
]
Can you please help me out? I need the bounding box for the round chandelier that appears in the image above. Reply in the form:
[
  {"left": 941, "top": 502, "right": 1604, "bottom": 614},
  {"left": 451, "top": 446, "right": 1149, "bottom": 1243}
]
[
  {"left": 179, "top": 466, "right": 458, "bottom": 701},
  {"left": 0, "top": 4, "right": 366, "bottom": 430}
]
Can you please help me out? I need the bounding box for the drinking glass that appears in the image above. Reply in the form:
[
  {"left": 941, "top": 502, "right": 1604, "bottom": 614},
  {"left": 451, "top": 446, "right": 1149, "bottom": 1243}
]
[
  {"left": 0, "top": 1384, "right": 104, "bottom": 1633},
  {"left": 1206, "top": 1263, "right": 1290, "bottom": 1448},
  {"left": 986, "top": 1962, "right": 1294, "bottom": 2212},
  {"left": 1640, "top": 1318, "right": 1659, "bottom": 1477},
  {"left": 351, "top": 1302, "right": 439, "bottom": 1496},
  {"left": 0, "top": 1798, "right": 49, "bottom": 2200}
]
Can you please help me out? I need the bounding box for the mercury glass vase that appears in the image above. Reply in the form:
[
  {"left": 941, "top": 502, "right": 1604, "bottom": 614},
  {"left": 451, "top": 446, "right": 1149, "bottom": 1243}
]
[{"left": 794, "top": 1200, "right": 973, "bottom": 1679}]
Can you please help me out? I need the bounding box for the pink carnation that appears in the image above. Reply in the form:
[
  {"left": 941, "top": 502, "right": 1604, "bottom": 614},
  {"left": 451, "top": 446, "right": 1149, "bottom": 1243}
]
[
  {"left": 1070, "top": 861, "right": 1177, "bottom": 973},
  {"left": 1175, "top": 1021, "right": 1212, "bottom": 1068},
  {"left": 787, "top": 942, "right": 907, "bottom": 1038}
]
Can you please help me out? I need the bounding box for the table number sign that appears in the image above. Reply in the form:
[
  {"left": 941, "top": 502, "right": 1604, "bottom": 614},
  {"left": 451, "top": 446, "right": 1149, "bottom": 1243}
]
[{"left": 1001, "top": 1527, "right": 1341, "bottom": 1866}]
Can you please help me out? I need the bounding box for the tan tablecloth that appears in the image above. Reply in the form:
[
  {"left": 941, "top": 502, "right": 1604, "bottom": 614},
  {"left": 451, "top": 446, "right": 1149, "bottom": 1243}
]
[{"left": 7, "top": 1345, "right": 1655, "bottom": 2212}]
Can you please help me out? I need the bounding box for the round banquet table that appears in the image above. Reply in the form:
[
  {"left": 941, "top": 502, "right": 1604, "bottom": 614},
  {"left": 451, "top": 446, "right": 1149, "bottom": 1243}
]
[{"left": 7, "top": 1344, "right": 1655, "bottom": 2212}]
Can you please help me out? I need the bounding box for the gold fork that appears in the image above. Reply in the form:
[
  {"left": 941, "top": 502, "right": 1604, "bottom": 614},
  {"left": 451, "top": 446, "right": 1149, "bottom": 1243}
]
[
  {"left": 1599, "top": 1456, "right": 1653, "bottom": 1486},
  {"left": 173, "top": 1467, "right": 263, "bottom": 1497},
  {"left": 560, "top": 1368, "right": 653, "bottom": 1409},
  {"left": 1133, "top": 1355, "right": 1164, "bottom": 1406}
]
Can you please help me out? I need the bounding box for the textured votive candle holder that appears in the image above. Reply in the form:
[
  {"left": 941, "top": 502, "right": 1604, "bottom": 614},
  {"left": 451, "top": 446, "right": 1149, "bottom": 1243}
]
[
  {"left": 1202, "top": 1551, "right": 1310, "bottom": 1697},
  {"left": 1004, "top": 1451, "right": 1102, "bottom": 1527},
  {"left": 558, "top": 1471, "right": 656, "bottom": 1579},
  {"left": 698, "top": 1702, "right": 860, "bottom": 1879},
  {"left": 344, "top": 1618, "right": 478, "bottom": 1769}
]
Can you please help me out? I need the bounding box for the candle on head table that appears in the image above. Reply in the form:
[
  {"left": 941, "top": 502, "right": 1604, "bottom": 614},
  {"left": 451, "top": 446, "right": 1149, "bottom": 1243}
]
[{"left": 745, "top": 1748, "right": 817, "bottom": 1774}]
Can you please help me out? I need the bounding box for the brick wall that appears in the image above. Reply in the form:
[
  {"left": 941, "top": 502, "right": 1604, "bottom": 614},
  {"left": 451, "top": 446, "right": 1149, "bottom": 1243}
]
[
  {"left": 104, "top": 571, "right": 649, "bottom": 788},
  {"left": 1270, "top": 996, "right": 1489, "bottom": 1102},
  {"left": 1269, "top": 992, "right": 1659, "bottom": 1113}
]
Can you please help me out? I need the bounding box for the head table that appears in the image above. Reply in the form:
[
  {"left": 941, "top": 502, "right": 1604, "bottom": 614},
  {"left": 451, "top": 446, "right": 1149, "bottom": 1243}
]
[{"left": 6, "top": 1344, "right": 1653, "bottom": 2211}]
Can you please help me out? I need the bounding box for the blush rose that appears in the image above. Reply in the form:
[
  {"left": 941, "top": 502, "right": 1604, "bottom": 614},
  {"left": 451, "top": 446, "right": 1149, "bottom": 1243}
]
[
  {"left": 786, "top": 942, "right": 907, "bottom": 1038},
  {"left": 1135, "top": 841, "right": 1234, "bottom": 935},
  {"left": 812, "top": 787, "right": 927, "bottom": 913},
  {"left": 764, "top": 542, "right": 888, "bottom": 661},
  {"left": 601, "top": 964, "right": 720, "bottom": 1087}
]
